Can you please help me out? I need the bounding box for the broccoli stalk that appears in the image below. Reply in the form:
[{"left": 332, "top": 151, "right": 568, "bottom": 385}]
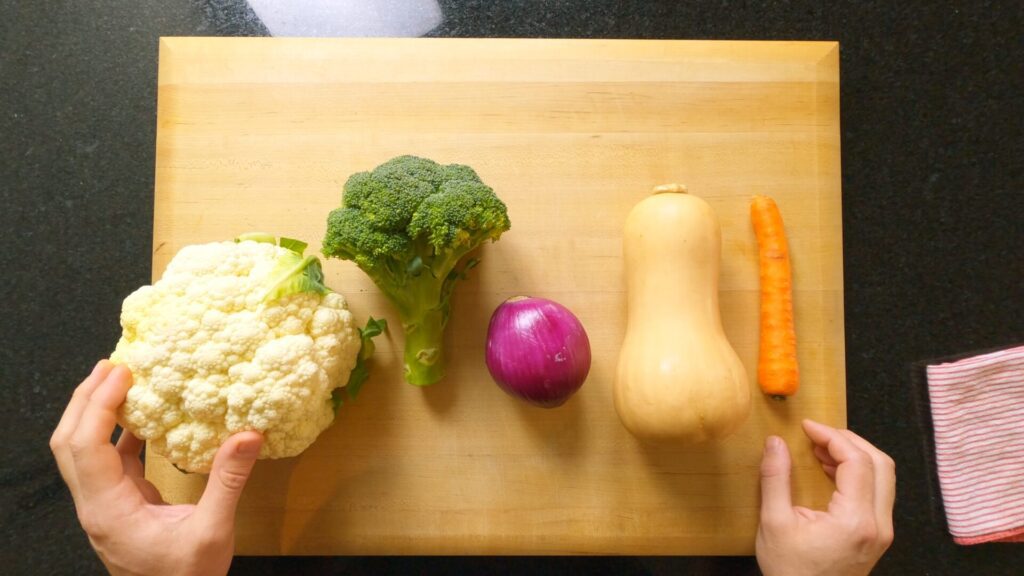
[{"left": 322, "top": 155, "right": 510, "bottom": 386}]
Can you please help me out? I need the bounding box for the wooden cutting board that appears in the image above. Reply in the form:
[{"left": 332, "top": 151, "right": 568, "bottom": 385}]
[{"left": 149, "top": 37, "right": 844, "bottom": 555}]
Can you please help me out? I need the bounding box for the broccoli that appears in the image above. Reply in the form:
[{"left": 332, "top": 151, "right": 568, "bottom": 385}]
[{"left": 322, "top": 155, "right": 511, "bottom": 386}]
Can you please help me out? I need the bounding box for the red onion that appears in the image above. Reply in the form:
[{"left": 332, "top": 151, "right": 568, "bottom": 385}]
[{"left": 485, "top": 296, "right": 591, "bottom": 408}]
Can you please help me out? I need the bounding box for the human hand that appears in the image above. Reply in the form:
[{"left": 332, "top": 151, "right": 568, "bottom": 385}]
[
  {"left": 50, "top": 360, "right": 263, "bottom": 576},
  {"left": 756, "top": 419, "right": 895, "bottom": 576}
]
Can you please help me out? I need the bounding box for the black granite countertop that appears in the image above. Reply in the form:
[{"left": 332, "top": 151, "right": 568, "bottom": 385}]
[{"left": 3, "top": 1, "right": 1022, "bottom": 574}]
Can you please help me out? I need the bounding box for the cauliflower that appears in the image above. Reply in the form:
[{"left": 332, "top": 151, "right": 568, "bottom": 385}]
[{"left": 111, "top": 234, "right": 370, "bottom": 473}]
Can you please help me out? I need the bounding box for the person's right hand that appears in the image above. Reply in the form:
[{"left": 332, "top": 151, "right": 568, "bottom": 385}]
[
  {"left": 756, "top": 419, "right": 895, "bottom": 576},
  {"left": 50, "top": 360, "right": 263, "bottom": 576}
]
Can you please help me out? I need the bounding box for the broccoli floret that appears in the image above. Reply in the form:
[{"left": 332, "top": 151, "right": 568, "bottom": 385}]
[{"left": 322, "top": 155, "right": 511, "bottom": 386}]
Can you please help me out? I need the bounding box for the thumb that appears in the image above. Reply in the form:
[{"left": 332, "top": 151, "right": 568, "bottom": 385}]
[
  {"left": 197, "top": 431, "right": 263, "bottom": 527},
  {"left": 759, "top": 435, "right": 794, "bottom": 524}
]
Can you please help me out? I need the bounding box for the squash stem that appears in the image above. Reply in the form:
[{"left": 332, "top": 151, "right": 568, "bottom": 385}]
[{"left": 652, "top": 183, "right": 688, "bottom": 195}]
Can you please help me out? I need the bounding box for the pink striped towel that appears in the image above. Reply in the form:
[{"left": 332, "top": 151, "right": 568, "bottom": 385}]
[{"left": 927, "top": 344, "right": 1024, "bottom": 545}]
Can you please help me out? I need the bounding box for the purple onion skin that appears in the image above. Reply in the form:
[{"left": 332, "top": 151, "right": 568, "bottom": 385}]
[{"left": 485, "top": 296, "right": 592, "bottom": 408}]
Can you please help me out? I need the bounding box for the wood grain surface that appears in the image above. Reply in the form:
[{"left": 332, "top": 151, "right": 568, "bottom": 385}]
[{"left": 149, "top": 37, "right": 844, "bottom": 555}]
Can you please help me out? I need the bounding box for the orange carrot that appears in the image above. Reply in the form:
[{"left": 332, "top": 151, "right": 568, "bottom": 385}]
[{"left": 751, "top": 195, "right": 799, "bottom": 399}]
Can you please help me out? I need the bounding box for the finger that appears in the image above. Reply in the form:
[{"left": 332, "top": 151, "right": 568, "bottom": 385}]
[
  {"left": 69, "top": 366, "right": 134, "bottom": 496},
  {"left": 793, "top": 505, "right": 822, "bottom": 521},
  {"left": 116, "top": 428, "right": 144, "bottom": 457},
  {"left": 73, "top": 365, "right": 133, "bottom": 446},
  {"left": 802, "top": 419, "right": 875, "bottom": 504},
  {"left": 116, "top": 429, "right": 146, "bottom": 478},
  {"left": 822, "top": 463, "right": 837, "bottom": 479},
  {"left": 840, "top": 430, "right": 896, "bottom": 538},
  {"left": 130, "top": 476, "right": 167, "bottom": 505},
  {"left": 759, "top": 435, "right": 794, "bottom": 525},
  {"left": 50, "top": 361, "right": 116, "bottom": 499},
  {"left": 196, "top": 432, "right": 263, "bottom": 529},
  {"left": 52, "top": 360, "right": 114, "bottom": 450},
  {"left": 813, "top": 444, "right": 838, "bottom": 468}
]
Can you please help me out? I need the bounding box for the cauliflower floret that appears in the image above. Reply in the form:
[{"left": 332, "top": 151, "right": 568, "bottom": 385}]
[{"left": 112, "top": 237, "right": 362, "bottom": 473}]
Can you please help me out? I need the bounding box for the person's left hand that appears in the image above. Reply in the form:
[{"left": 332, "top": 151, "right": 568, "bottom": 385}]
[{"left": 50, "top": 360, "right": 263, "bottom": 576}]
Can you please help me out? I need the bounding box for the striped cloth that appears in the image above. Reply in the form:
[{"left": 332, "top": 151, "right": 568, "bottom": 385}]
[{"left": 927, "top": 344, "right": 1024, "bottom": 545}]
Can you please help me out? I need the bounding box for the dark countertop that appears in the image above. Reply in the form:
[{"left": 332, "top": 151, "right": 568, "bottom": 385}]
[{"left": 2, "top": 1, "right": 1021, "bottom": 574}]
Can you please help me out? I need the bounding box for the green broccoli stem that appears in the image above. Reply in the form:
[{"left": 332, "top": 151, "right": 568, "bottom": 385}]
[
  {"left": 401, "top": 305, "right": 447, "bottom": 386},
  {"left": 365, "top": 247, "right": 471, "bottom": 386},
  {"left": 382, "top": 247, "right": 470, "bottom": 386}
]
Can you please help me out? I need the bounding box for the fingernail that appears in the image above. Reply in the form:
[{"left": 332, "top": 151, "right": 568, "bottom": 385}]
[
  {"left": 108, "top": 364, "right": 133, "bottom": 384},
  {"left": 236, "top": 437, "right": 262, "bottom": 458},
  {"left": 765, "top": 436, "right": 782, "bottom": 453}
]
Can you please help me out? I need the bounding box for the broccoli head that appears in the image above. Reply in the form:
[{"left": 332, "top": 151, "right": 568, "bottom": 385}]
[{"left": 322, "top": 155, "right": 511, "bottom": 386}]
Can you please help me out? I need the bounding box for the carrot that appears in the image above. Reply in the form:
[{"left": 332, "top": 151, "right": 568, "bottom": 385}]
[{"left": 751, "top": 195, "right": 799, "bottom": 399}]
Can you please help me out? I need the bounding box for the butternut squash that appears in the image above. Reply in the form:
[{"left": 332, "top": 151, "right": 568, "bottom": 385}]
[{"left": 614, "top": 184, "right": 751, "bottom": 442}]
